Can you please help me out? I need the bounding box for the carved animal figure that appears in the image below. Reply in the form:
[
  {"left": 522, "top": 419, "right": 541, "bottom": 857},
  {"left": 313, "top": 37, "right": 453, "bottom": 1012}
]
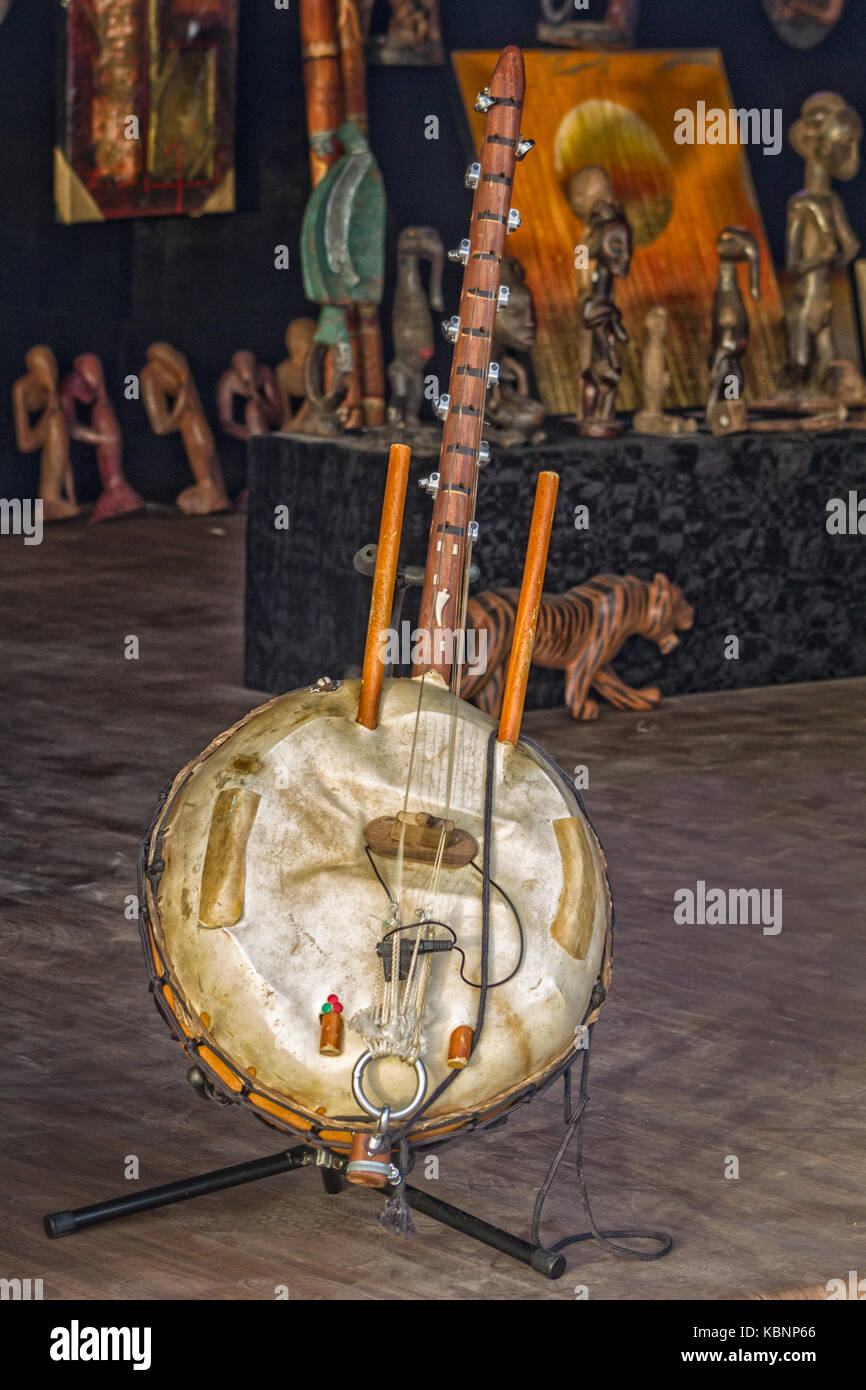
[{"left": 461, "top": 572, "right": 693, "bottom": 720}]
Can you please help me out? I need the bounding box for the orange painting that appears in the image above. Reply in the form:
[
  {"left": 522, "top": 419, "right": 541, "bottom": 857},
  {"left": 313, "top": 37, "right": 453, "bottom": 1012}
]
[{"left": 452, "top": 48, "right": 786, "bottom": 413}]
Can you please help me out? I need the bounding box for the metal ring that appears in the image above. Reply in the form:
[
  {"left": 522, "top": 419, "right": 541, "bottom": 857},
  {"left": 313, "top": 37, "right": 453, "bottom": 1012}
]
[{"left": 352, "top": 1050, "right": 428, "bottom": 1122}]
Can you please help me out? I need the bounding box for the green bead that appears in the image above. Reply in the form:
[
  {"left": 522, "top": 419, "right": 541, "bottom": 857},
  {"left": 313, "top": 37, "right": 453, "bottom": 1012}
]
[{"left": 321, "top": 1002, "right": 332, "bottom": 1014}]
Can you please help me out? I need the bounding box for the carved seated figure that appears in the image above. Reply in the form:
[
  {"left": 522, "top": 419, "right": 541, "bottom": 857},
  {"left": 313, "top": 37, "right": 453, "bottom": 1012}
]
[{"left": 13, "top": 346, "right": 78, "bottom": 521}]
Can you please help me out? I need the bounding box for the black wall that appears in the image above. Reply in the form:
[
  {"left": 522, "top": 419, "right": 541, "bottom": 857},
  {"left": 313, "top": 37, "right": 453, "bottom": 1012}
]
[{"left": 1, "top": 0, "right": 865, "bottom": 502}]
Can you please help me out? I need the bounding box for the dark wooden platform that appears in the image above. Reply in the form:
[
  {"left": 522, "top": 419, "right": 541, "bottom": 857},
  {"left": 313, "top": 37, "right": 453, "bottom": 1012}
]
[{"left": 1, "top": 512, "right": 863, "bottom": 1301}]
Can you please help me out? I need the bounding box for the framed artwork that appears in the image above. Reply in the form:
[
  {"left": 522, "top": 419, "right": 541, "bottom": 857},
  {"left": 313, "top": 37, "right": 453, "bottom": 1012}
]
[
  {"left": 452, "top": 48, "right": 785, "bottom": 413},
  {"left": 55, "top": 0, "right": 238, "bottom": 224}
]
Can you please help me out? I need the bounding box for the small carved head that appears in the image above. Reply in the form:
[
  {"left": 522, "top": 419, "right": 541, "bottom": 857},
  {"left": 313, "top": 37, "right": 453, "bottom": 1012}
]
[
  {"left": 496, "top": 256, "right": 536, "bottom": 352},
  {"left": 790, "top": 91, "right": 862, "bottom": 180}
]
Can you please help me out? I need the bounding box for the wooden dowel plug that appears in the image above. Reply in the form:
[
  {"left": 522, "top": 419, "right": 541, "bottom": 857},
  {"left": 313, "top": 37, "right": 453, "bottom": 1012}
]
[
  {"left": 447, "top": 1025, "right": 474, "bottom": 1069},
  {"left": 497, "top": 471, "right": 560, "bottom": 746},
  {"left": 357, "top": 442, "right": 411, "bottom": 730}
]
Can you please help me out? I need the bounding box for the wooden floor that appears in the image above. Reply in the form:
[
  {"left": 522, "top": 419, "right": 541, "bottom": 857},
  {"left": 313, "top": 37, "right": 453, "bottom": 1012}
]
[{"left": 1, "top": 512, "right": 864, "bottom": 1301}]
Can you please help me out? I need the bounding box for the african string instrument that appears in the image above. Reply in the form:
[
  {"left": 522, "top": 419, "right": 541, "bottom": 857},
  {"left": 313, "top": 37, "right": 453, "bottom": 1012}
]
[{"left": 139, "top": 46, "right": 612, "bottom": 1186}]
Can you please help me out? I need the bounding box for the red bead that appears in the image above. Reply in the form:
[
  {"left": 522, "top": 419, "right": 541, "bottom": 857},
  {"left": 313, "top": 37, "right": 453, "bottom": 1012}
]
[
  {"left": 333, "top": 1002, "right": 343, "bottom": 1014},
  {"left": 327, "top": 993, "right": 339, "bottom": 1005}
]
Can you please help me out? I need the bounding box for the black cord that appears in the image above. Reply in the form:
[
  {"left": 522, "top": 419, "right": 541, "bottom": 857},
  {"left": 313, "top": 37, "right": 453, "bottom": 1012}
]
[
  {"left": 530, "top": 1027, "right": 672, "bottom": 1263},
  {"left": 364, "top": 830, "right": 525, "bottom": 989}
]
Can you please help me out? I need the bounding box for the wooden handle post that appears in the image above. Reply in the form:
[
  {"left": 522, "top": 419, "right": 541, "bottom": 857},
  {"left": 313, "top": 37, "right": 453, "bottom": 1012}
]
[
  {"left": 357, "top": 443, "right": 411, "bottom": 730},
  {"left": 497, "top": 471, "right": 560, "bottom": 746}
]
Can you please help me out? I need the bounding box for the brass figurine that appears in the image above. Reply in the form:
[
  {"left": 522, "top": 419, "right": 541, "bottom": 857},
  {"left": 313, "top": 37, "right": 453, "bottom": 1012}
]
[
  {"left": 777, "top": 92, "right": 863, "bottom": 398},
  {"left": 633, "top": 307, "right": 696, "bottom": 436},
  {"left": 13, "top": 346, "right": 78, "bottom": 522},
  {"left": 141, "top": 343, "right": 229, "bottom": 515},
  {"left": 387, "top": 226, "right": 444, "bottom": 437},
  {"left": 706, "top": 227, "right": 761, "bottom": 436}
]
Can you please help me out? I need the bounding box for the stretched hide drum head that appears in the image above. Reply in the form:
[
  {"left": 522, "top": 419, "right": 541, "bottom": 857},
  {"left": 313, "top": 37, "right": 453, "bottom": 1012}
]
[{"left": 141, "top": 675, "right": 612, "bottom": 1146}]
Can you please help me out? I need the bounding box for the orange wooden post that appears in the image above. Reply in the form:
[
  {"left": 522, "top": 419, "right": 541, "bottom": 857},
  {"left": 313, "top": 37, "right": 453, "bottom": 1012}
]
[
  {"left": 497, "top": 471, "right": 560, "bottom": 746},
  {"left": 357, "top": 443, "right": 412, "bottom": 730}
]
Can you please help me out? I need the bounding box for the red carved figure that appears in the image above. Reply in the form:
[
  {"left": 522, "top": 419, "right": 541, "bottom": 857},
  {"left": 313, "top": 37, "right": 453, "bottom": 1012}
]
[{"left": 61, "top": 354, "right": 143, "bottom": 523}]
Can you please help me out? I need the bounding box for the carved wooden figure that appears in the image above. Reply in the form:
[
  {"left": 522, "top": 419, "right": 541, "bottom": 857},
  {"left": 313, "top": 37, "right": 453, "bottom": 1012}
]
[
  {"left": 61, "top": 353, "right": 143, "bottom": 522},
  {"left": 276, "top": 319, "right": 317, "bottom": 429},
  {"left": 763, "top": 0, "right": 847, "bottom": 49},
  {"left": 706, "top": 226, "right": 761, "bottom": 435},
  {"left": 13, "top": 346, "right": 79, "bottom": 521},
  {"left": 567, "top": 166, "right": 615, "bottom": 420},
  {"left": 577, "top": 193, "right": 633, "bottom": 437},
  {"left": 633, "top": 307, "right": 696, "bottom": 436},
  {"left": 362, "top": 0, "right": 445, "bottom": 66},
  {"left": 777, "top": 92, "right": 863, "bottom": 397},
  {"left": 486, "top": 255, "right": 546, "bottom": 447},
  {"left": 216, "top": 352, "right": 281, "bottom": 441},
  {"left": 141, "top": 343, "right": 229, "bottom": 515},
  {"left": 537, "top": 0, "right": 638, "bottom": 48},
  {"left": 461, "top": 572, "right": 693, "bottom": 722},
  {"left": 387, "top": 226, "right": 444, "bottom": 434}
]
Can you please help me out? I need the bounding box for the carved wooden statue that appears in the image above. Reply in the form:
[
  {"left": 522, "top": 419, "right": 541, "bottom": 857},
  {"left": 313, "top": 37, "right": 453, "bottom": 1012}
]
[
  {"left": 485, "top": 255, "right": 546, "bottom": 447},
  {"left": 13, "top": 346, "right": 78, "bottom": 521},
  {"left": 387, "top": 225, "right": 444, "bottom": 435},
  {"left": 361, "top": 0, "right": 445, "bottom": 65},
  {"left": 276, "top": 319, "right": 316, "bottom": 430},
  {"left": 216, "top": 352, "right": 281, "bottom": 441},
  {"left": 706, "top": 226, "right": 761, "bottom": 435},
  {"left": 537, "top": 0, "right": 638, "bottom": 48},
  {"left": 141, "top": 343, "right": 229, "bottom": 515},
  {"left": 462, "top": 572, "right": 693, "bottom": 721},
  {"left": 763, "top": 0, "right": 847, "bottom": 49},
  {"left": 61, "top": 353, "right": 143, "bottom": 522},
  {"left": 777, "top": 92, "right": 863, "bottom": 398},
  {"left": 577, "top": 192, "right": 633, "bottom": 437},
  {"left": 567, "top": 165, "right": 614, "bottom": 420},
  {"left": 633, "top": 307, "right": 696, "bottom": 436}
]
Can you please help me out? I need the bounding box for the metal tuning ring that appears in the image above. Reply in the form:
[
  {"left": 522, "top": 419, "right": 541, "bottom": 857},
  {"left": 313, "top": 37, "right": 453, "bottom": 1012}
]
[
  {"left": 448, "top": 239, "right": 471, "bottom": 266},
  {"left": 516, "top": 137, "right": 535, "bottom": 161},
  {"left": 474, "top": 88, "right": 494, "bottom": 114},
  {"left": 433, "top": 393, "right": 450, "bottom": 422},
  {"left": 464, "top": 162, "right": 481, "bottom": 191},
  {"left": 496, "top": 285, "right": 511, "bottom": 313},
  {"left": 441, "top": 315, "right": 460, "bottom": 344},
  {"left": 506, "top": 208, "right": 521, "bottom": 235},
  {"left": 352, "top": 1050, "right": 428, "bottom": 1122}
]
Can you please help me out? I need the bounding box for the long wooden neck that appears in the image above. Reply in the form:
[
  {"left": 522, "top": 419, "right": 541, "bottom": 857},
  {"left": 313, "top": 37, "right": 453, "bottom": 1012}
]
[{"left": 413, "top": 45, "right": 525, "bottom": 683}]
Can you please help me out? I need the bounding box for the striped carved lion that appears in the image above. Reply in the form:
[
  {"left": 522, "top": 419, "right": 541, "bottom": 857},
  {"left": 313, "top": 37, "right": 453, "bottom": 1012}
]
[{"left": 462, "top": 572, "right": 694, "bottom": 720}]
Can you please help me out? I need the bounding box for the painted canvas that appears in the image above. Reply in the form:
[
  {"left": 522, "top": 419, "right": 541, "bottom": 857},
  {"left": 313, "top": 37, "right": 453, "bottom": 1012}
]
[
  {"left": 453, "top": 48, "right": 785, "bottom": 413},
  {"left": 55, "top": 0, "right": 238, "bottom": 224}
]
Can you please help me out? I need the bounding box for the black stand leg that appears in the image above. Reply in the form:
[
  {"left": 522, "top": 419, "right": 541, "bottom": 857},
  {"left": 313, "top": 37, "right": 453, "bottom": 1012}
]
[
  {"left": 43, "top": 1143, "right": 565, "bottom": 1279},
  {"left": 43, "top": 1147, "right": 312, "bottom": 1238}
]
